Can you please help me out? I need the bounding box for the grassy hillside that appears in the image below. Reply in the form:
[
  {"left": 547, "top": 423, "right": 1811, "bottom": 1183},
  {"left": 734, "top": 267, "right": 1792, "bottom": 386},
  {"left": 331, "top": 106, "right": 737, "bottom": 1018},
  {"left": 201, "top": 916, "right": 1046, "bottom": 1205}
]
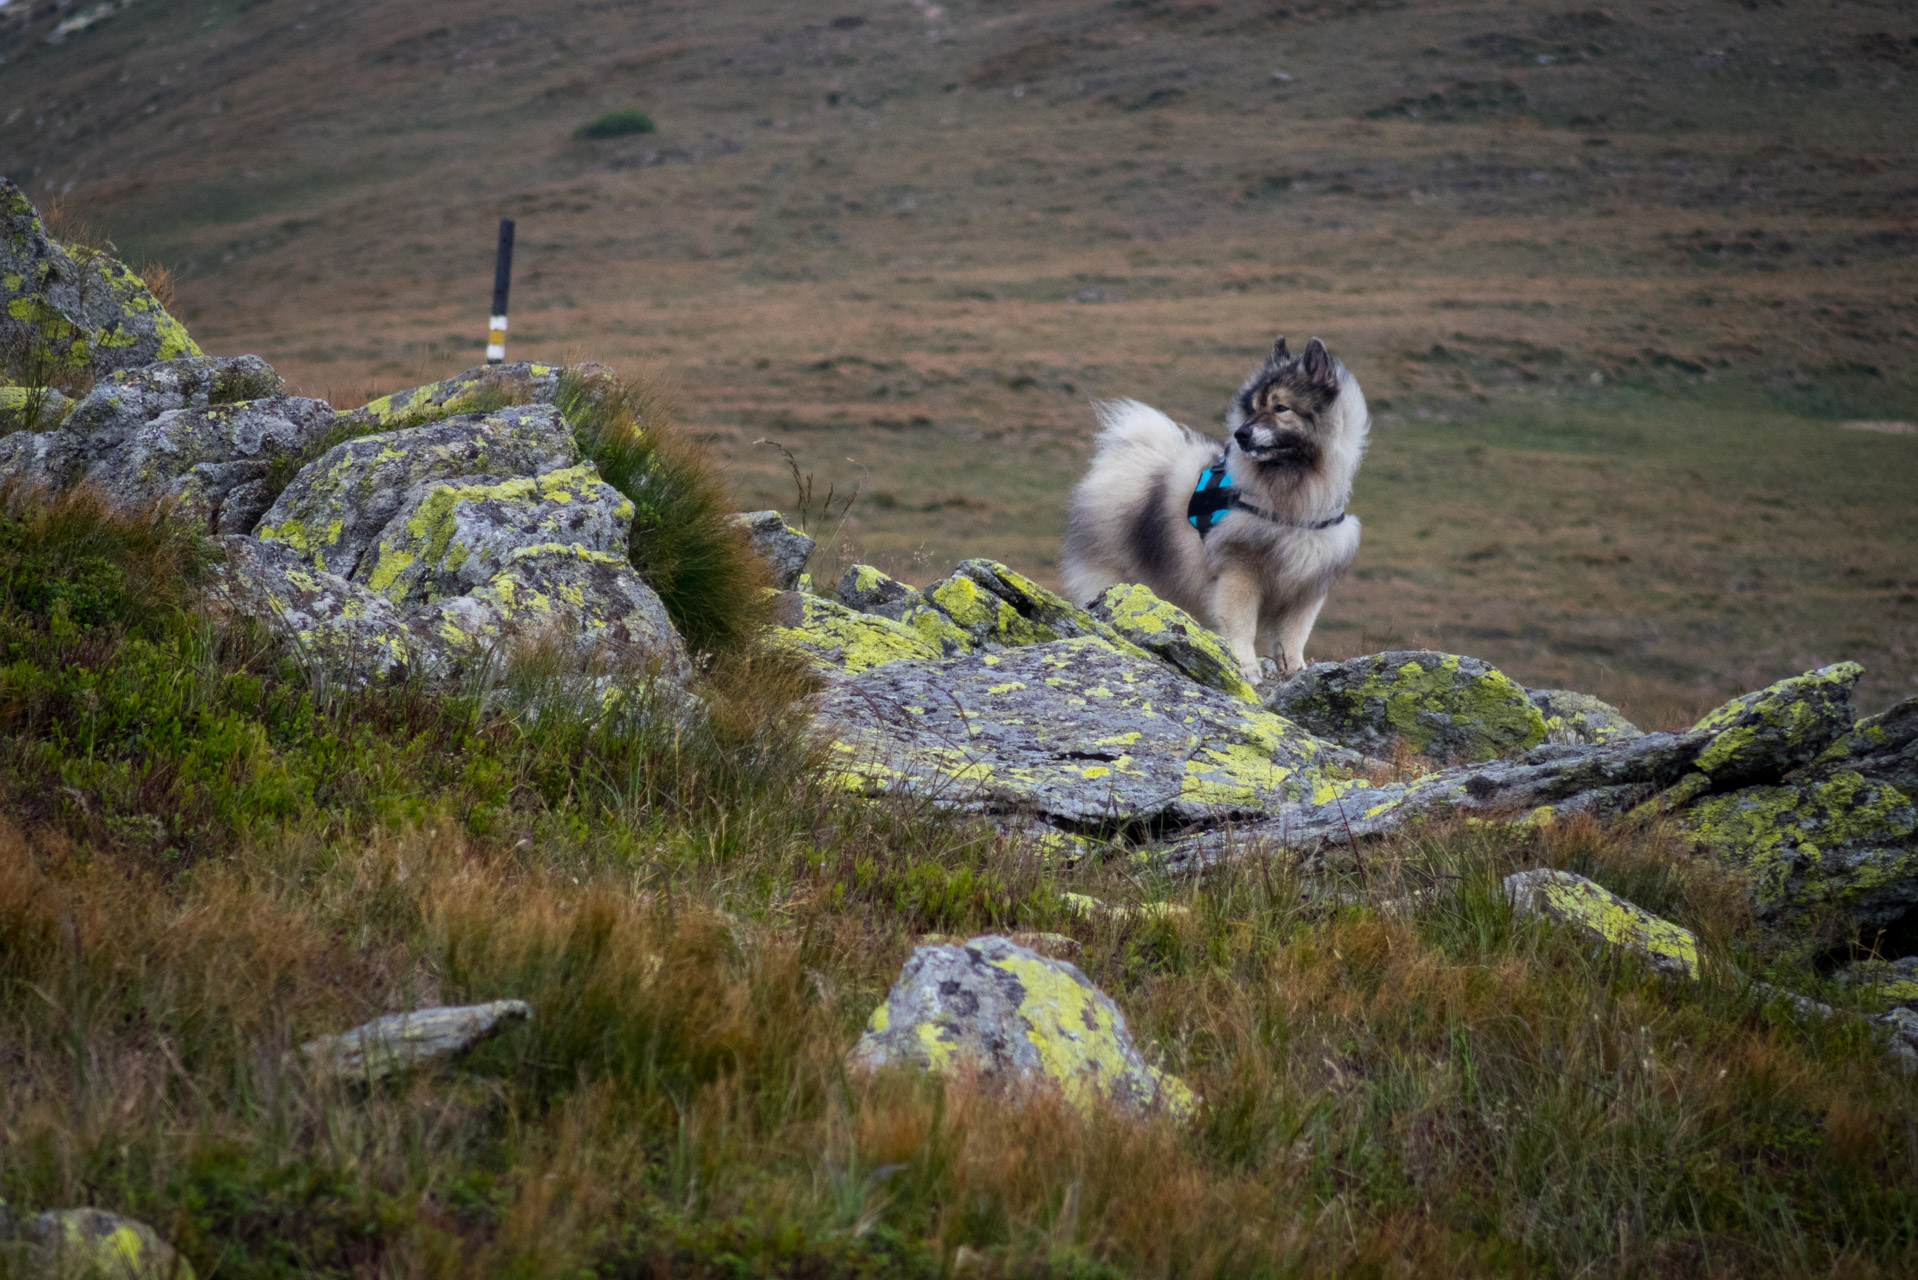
[
  {"left": 6, "top": 0, "right": 1917, "bottom": 716},
  {"left": 0, "top": 477, "right": 1916, "bottom": 1279}
]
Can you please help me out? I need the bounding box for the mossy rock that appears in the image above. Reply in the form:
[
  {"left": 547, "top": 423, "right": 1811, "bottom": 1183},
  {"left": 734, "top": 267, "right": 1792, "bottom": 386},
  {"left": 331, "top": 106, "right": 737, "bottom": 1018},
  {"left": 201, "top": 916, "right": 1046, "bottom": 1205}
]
[
  {"left": 837, "top": 562, "right": 919, "bottom": 619},
  {"left": 1677, "top": 769, "right": 1918, "bottom": 928},
  {"left": 1690, "top": 662, "right": 1862, "bottom": 788},
  {"left": 2, "top": 178, "right": 201, "bottom": 380},
  {"left": 1267, "top": 650, "right": 1547, "bottom": 764},
  {"left": 0, "top": 385, "right": 71, "bottom": 433},
  {"left": 816, "top": 635, "right": 1354, "bottom": 829},
  {"left": 768, "top": 590, "right": 945, "bottom": 674},
  {"left": 1089, "top": 581, "right": 1257, "bottom": 702},
  {"left": 1506, "top": 868, "right": 1699, "bottom": 978},
  {"left": 850, "top": 933, "right": 1194, "bottom": 1118}
]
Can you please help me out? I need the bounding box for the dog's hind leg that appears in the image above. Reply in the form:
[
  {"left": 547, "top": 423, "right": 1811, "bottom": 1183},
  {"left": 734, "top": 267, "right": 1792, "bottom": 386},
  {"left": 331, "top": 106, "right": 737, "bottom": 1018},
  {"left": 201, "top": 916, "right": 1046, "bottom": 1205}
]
[
  {"left": 1271, "top": 593, "right": 1329, "bottom": 674},
  {"left": 1208, "top": 565, "right": 1265, "bottom": 686}
]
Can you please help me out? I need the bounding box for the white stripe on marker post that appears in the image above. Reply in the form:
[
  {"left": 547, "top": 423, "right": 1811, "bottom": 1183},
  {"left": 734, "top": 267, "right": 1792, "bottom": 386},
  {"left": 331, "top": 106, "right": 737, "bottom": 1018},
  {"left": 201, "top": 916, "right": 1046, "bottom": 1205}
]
[{"left": 486, "top": 219, "right": 514, "bottom": 365}]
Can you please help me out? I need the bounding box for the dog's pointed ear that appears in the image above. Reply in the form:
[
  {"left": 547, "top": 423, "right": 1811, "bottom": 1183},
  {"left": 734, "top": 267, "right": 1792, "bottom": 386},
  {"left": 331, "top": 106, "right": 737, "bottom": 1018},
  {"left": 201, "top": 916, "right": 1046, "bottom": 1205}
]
[
  {"left": 1270, "top": 335, "right": 1291, "bottom": 362},
  {"left": 1303, "top": 337, "right": 1337, "bottom": 389}
]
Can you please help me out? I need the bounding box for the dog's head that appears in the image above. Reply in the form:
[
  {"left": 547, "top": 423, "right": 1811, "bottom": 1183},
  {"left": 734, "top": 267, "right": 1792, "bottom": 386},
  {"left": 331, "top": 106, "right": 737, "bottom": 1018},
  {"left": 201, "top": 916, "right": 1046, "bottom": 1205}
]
[{"left": 1225, "top": 336, "right": 1346, "bottom": 468}]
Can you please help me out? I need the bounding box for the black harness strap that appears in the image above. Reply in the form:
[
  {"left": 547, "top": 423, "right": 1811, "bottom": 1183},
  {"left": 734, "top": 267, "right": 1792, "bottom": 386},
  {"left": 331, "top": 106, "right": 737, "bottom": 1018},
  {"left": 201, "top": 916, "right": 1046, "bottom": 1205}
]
[{"left": 1186, "top": 451, "right": 1347, "bottom": 541}]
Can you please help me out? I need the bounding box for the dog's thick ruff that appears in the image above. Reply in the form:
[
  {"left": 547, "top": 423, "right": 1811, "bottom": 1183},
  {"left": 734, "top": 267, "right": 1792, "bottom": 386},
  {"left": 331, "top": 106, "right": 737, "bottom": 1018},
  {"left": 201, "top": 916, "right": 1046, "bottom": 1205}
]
[{"left": 1061, "top": 337, "right": 1369, "bottom": 682}]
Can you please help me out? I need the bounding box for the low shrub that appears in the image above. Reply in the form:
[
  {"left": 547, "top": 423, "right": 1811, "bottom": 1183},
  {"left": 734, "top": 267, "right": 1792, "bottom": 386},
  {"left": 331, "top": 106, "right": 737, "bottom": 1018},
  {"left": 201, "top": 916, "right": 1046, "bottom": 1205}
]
[{"left": 576, "top": 109, "right": 656, "bottom": 140}]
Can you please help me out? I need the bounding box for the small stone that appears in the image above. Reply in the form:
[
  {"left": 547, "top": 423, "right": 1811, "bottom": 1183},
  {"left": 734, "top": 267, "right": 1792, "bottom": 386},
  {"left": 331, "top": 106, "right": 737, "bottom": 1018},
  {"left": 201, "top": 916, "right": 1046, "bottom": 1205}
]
[
  {"left": 25, "top": 1208, "right": 195, "bottom": 1280},
  {"left": 1062, "top": 892, "right": 1192, "bottom": 923},
  {"left": 1689, "top": 662, "right": 1862, "bottom": 788},
  {"left": 301, "top": 999, "right": 532, "bottom": 1083},
  {"left": 850, "top": 934, "right": 1194, "bottom": 1117},
  {"left": 1268, "top": 650, "right": 1547, "bottom": 764},
  {"left": 1090, "top": 581, "right": 1257, "bottom": 701},
  {"left": 1504, "top": 868, "right": 1699, "bottom": 978},
  {"left": 733, "top": 510, "right": 814, "bottom": 589}
]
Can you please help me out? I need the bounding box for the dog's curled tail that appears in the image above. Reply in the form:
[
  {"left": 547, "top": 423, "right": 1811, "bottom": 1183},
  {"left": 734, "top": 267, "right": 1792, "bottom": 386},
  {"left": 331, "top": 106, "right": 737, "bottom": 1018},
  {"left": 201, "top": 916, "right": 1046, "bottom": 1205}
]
[{"left": 1090, "top": 397, "right": 1207, "bottom": 459}]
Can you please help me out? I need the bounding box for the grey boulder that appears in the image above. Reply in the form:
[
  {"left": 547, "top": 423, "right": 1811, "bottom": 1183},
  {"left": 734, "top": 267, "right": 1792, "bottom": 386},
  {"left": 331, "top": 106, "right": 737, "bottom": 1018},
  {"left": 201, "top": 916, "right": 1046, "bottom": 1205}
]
[
  {"left": 734, "top": 510, "right": 814, "bottom": 589},
  {"left": 300, "top": 999, "right": 532, "bottom": 1083}
]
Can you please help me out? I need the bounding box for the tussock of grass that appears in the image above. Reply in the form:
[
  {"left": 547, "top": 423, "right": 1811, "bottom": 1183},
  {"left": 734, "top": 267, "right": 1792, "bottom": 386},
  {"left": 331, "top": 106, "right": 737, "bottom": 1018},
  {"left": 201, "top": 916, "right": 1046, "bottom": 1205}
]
[
  {"left": 0, "top": 486, "right": 1914, "bottom": 1279},
  {"left": 557, "top": 368, "right": 773, "bottom": 659}
]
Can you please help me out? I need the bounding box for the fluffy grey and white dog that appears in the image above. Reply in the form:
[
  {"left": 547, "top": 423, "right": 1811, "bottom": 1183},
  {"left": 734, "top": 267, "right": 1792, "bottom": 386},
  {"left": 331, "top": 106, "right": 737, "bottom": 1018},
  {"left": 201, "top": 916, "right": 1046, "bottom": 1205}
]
[{"left": 1060, "top": 336, "right": 1369, "bottom": 684}]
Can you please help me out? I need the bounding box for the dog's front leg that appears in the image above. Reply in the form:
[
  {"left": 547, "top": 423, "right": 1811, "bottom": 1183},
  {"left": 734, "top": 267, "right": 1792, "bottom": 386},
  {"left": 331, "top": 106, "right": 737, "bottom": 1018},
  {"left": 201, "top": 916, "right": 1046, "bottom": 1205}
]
[
  {"left": 1209, "top": 567, "right": 1265, "bottom": 686},
  {"left": 1273, "top": 593, "right": 1328, "bottom": 674}
]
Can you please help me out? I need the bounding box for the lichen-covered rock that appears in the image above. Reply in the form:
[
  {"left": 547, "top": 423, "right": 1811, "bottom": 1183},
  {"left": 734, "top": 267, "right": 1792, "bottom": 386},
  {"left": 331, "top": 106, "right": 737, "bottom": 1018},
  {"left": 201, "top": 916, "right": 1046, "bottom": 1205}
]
[
  {"left": 1677, "top": 770, "right": 1918, "bottom": 927},
  {"left": 921, "top": 560, "right": 1148, "bottom": 658},
  {"left": 0, "top": 385, "right": 71, "bottom": 432},
  {"left": 1803, "top": 696, "right": 1918, "bottom": 794},
  {"left": 301, "top": 999, "right": 532, "bottom": 1083},
  {"left": 850, "top": 934, "right": 1194, "bottom": 1117},
  {"left": 23, "top": 1207, "right": 195, "bottom": 1280},
  {"left": 734, "top": 510, "right": 814, "bottom": 590},
  {"left": 818, "top": 636, "right": 1355, "bottom": 829},
  {"left": 1267, "top": 650, "right": 1547, "bottom": 764},
  {"left": 256, "top": 406, "right": 579, "bottom": 577},
  {"left": 1528, "top": 688, "right": 1643, "bottom": 745},
  {"left": 1505, "top": 868, "right": 1700, "bottom": 977},
  {"left": 838, "top": 563, "right": 920, "bottom": 619},
  {"left": 216, "top": 536, "right": 421, "bottom": 678},
  {"left": 354, "top": 464, "right": 634, "bottom": 606},
  {"left": 2, "top": 178, "right": 201, "bottom": 380},
  {"left": 1689, "top": 662, "right": 1861, "bottom": 788},
  {"left": 1836, "top": 955, "right": 1918, "bottom": 1010},
  {"left": 0, "top": 356, "right": 289, "bottom": 497},
  {"left": 1089, "top": 582, "right": 1257, "bottom": 702},
  {"left": 336, "top": 360, "right": 609, "bottom": 428},
  {"left": 407, "top": 544, "right": 690, "bottom": 679},
  {"left": 99, "top": 395, "right": 334, "bottom": 528},
  {"left": 1160, "top": 728, "right": 1713, "bottom": 873},
  {"left": 768, "top": 590, "right": 944, "bottom": 674}
]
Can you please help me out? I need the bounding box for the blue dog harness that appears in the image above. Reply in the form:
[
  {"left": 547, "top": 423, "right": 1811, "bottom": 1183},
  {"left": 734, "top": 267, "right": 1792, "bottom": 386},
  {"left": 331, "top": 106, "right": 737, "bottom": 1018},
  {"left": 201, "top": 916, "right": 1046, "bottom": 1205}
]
[{"left": 1186, "top": 451, "right": 1347, "bottom": 540}]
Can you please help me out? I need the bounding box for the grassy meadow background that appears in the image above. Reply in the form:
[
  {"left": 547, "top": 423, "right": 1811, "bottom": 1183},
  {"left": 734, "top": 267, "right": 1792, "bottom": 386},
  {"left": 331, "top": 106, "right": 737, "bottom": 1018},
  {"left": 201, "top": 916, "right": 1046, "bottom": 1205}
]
[{"left": 6, "top": 0, "right": 1918, "bottom": 720}]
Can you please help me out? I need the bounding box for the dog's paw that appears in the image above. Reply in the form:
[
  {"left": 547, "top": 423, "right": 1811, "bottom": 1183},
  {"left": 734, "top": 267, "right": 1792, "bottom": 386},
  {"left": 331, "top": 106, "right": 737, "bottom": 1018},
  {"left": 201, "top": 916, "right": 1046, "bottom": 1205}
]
[{"left": 1240, "top": 660, "right": 1266, "bottom": 688}]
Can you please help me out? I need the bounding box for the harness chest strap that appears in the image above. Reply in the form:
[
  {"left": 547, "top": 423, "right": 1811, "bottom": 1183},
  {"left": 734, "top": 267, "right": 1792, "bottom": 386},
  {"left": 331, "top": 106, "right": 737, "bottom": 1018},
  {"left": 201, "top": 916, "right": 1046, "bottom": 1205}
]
[{"left": 1186, "top": 451, "right": 1346, "bottom": 539}]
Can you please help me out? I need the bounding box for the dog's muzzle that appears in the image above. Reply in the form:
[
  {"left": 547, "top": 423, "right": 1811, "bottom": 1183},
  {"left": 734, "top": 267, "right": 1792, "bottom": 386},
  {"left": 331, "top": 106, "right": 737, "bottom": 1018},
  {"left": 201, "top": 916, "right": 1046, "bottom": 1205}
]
[{"left": 1233, "top": 420, "right": 1310, "bottom": 462}]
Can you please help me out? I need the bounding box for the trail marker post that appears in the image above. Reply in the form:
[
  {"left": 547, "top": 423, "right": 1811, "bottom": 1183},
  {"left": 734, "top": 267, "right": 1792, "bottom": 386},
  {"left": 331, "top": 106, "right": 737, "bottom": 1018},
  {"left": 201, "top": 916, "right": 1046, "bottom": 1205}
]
[{"left": 487, "top": 218, "right": 514, "bottom": 364}]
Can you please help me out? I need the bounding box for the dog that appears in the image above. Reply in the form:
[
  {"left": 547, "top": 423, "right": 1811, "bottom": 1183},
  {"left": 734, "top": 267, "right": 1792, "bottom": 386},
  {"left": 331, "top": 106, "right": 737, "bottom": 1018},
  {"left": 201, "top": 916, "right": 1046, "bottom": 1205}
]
[{"left": 1060, "top": 336, "right": 1369, "bottom": 685}]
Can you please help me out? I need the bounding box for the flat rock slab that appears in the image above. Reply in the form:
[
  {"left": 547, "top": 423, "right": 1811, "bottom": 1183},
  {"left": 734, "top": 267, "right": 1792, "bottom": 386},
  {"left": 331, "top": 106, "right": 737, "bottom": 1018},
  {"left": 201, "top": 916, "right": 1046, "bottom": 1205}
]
[
  {"left": 817, "top": 636, "right": 1353, "bottom": 830},
  {"left": 850, "top": 934, "right": 1193, "bottom": 1117},
  {"left": 300, "top": 999, "right": 531, "bottom": 1083}
]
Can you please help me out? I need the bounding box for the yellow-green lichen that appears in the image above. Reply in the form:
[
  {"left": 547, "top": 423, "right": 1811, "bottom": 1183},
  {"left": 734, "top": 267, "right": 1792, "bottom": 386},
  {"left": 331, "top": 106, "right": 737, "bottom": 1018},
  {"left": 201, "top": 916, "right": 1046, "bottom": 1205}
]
[{"left": 772, "top": 594, "right": 944, "bottom": 674}]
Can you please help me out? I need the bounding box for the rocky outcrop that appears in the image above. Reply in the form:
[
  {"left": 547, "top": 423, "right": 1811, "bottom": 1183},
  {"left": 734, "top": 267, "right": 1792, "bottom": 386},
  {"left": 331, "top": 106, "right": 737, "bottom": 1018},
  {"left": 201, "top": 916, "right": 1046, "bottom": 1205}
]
[
  {"left": 1687, "top": 662, "right": 1862, "bottom": 788},
  {"left": 2, "top": 177, "right": 201, "bottom": 381},
  {"left": 0, "top": 355, "right": 321, "bottom": 533},
  {"left": 851, "top": 934, "right": 1194, "bottom": 1117},
  {"left": 1267, "top": 650, "right": 1548, "bottom": 764},
  {"left": 300, "top": 1000, "right": 532, "bottom": 1084},
  {"left": 818, "top": 636, "right": 1357, "bottom": 831},
  {"left": 1528, "top": 688, "right": 1642, "bottom": 745}
]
